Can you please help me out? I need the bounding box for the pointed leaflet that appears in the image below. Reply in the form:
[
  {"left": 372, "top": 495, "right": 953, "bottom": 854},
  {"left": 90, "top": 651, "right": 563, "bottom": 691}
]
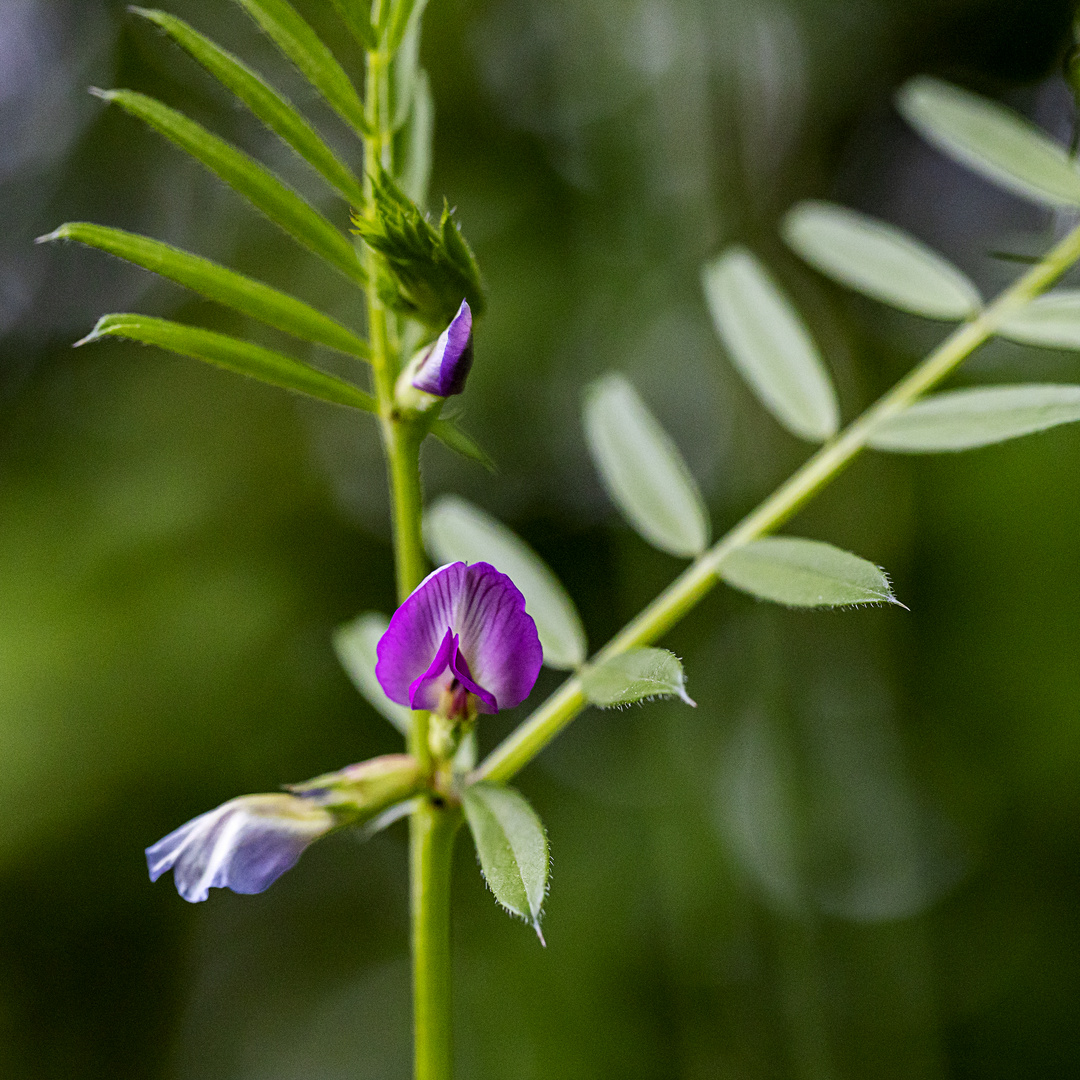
[
  {"left": 424, "top": 496, "right": 586, "bottom": 669},
  {"left": 998, "top": 292, "right": 1080, "bottom": 349},
  {"left": 782, "top": 201, "right": 981, "bottom": 320},
  {"left": 581, "top": 648, "right": 695, "bottom": 708},
  {"left": 42, "top": 224, "right": 369, "bottom": 360},
  {"left": 897, "top": 76, "right": 1080, "bottom": 208},
  {"left": 130, "top": 8, "right": 364, "bottom": 205},
  {"left": 868, "top": 385, "right": 1080, "bottom": 452},
  {"left": 463, "top": 782, "right": 548, "bottom": 941},
  {"left": 583, "top": 374, "right": 710, "bottom": 558},
  {"left": 702, "top": 247, "right": 839, "bottom": 442},
  {"left": 231, "top": 0, "right": 368, "bottom": 137},
  {"left": 92, "top": 89, "right": 364, "bottom": 286},
  {"left": 328, "top": 0, "right": 377, "bottom": 51},
  {"left": 718, "top": 537, "right": 898, "bottom": 608},
  {"left": 334, "top": 613, "right": 413, "bottom": 735},
  {"left": 77, "top": 315, "right": 376, "bottom": 412},
  {"left": 427, "top": 418, "right": 495, "bottom": 470}
]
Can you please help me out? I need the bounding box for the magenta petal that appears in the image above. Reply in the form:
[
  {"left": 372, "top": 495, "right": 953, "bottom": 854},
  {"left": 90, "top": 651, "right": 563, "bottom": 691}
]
[
  {"left": 449, "top": 642, "right": 498, "bottom": 713},
  {"left": 375, "top": 561, "right": 542, "bottom": 714},
  {"left": 409, "top": 628, "right": 457, "bottom": 711},
  {"left": 412, "top": 300, "right": 473, "bottom": 397}
]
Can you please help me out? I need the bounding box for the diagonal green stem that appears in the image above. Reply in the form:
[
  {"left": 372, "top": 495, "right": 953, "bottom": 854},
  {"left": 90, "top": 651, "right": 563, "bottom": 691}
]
[{"left": 474, "top": 219, "right": 1080, "bottom": 786}]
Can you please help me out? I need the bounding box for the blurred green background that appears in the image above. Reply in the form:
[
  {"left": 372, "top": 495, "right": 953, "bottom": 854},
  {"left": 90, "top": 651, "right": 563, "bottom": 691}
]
[{"left": 3, "top": 0, "right": 1080, "bottom": 1076}]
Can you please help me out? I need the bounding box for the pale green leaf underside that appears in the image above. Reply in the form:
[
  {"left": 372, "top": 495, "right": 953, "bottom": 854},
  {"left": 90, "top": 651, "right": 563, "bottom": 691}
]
[
  {"left": 583, "top": 373, "right": 710, "bottom": 558},
  {"left": 702, "top": 246, "right": 839, "bottom": 442},
  {"left": 93, "top": 89, "right": 365, "bottom": 287},
  {"left": 232, "top": 0, "right": 368, "bottom": 136},
  {"left": 42, "top": 223, "right": 369, "bottom": 360},
  {"left": 719, "top": 537, "right": 897, "bottom": 608},
  {"left": 463, "top": 782, "right": 548, "bottom": 940},
  {"left": 400, "top": 69, "right": 433, "bottom": 207},
  {"left": 76, "top": 314, "right": 376, "bottom": 412},
  {"left": 581, "top": 647, "right": 695, "bottom": 708},
  {"left": 424, "top": 496, "right": 587, "bottom": 669},
  {"left": 333, "top": 612, "right": 412, "bottom": 734},
  {"left": 998, "top": 291, "right": 1080, "bottom": 350},
  {"left": 132, "top": 7, "right": 365, "bottom": 205},
  {"left": 782, "top": 201, "right": 981, "bottom": 320},
  {"left": 868, "top": 385, "right": 1080, "bottom": 452},
  {"left": 897, "top": 76, "right": 1080, "bottom": 208}
]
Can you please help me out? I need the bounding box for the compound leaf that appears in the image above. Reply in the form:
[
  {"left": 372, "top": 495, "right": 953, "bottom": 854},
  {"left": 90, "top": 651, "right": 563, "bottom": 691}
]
[{"left": 581, "top": 648, "right": 695, "bottom": 708}]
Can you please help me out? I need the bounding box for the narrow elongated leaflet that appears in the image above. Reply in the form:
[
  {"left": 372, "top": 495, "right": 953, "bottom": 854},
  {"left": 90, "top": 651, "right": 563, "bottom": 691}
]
[
  {"left": 782, "top": 201, "right": 981, "bottom": 320},
  {"left": 719, "top": 537, "right": 898, "bottom": 608},
  {"left": 581, "top": 648, "right": 695, "bottom": 707},
  {"left": 462, "top": 782, "right": 548, "bottom": 941},
  {"left": 387, "top": 0, "right": 430, "bottom": 56},
  {"left": 868, "top": 385, "right": 1080, "bottom": 452},
  {"left": 41, "top": 224, "right": 369, "bottom": 359},
  {"left": 427, "top": 418, "right": 495, "bottom": 470},
  {"left": 583, "top": 373, "right": 710, "bottom": 558},
  {"left": 702, "top": 247, "right": 839, "bottom": 442},
  {"left": 92, "top": 89, "right": 365, "bottom": 286},
  {"left": 231, "top": 0, "right": 368, "bottom": 136},
  {"left": 334, "top": 613, "right": 413, "bottom": 734},
  {"left": 328, "top": 0, "right": 377, "bottom": 51},
  {"left": 424, "top": 496, "right": 587, "bottom": 670},
  {"left": 998, "top": 291, "right": 1080, "bottom": 349},
  {"left": 400, "top": 70, "right": 433, "bottom": 206},
  {"left": 130, "top": 8, "right": 365, "bottom": 205},
  {"left": 897, "top": 76, "right": 1080, "bottom": 208},
  {"left": 76, "top": 315, "right": 377, "bottom": 412}
]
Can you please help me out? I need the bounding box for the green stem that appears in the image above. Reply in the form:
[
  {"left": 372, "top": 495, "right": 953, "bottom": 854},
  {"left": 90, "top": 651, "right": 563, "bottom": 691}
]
[
  {"left": 475, "top": 219, "right": 1080, "bottom": 785},
  {"left": 410, "top": 798, "right": 461, "bottom": 1080},
  {"left": 363, "top": 33, "right": 448, "bottom": 1080}
]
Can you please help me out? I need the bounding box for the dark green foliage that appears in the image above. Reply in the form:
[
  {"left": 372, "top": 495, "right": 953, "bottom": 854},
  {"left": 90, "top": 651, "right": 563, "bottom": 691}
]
[{"left": 353, "top": 169, "right": 486, "bottom": 329}]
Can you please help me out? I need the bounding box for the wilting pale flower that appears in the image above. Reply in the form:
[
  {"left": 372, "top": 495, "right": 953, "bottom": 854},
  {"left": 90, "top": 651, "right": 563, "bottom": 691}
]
[
  {"left": 147, "top": 756, "right": 423, "bottom": 902},
  {"left": 146, "top": 794, "right": 334, "bottom": 903},
  {"left": 412, "top": 299, "right": 473, "bottom": 397},
  {"left": 376, "top": 561, "right": 542, "bottom": 721}
]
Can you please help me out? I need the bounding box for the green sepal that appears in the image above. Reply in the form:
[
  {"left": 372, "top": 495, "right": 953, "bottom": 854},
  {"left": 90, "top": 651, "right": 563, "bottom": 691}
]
[
  {"left": 353, "top": 169, "right": 486, "bottom": 329},
  {"left": 287, "top": 754, "right": 423, "bottom": 818}
]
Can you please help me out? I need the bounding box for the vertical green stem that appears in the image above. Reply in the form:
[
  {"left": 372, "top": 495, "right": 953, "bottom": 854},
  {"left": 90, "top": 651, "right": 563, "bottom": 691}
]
[
  {"left": 410, "top": 799, "right": 461, "bottom": 1080},
  {"left": 363, "top": 29, "right": 452, "bottom": 1080}
]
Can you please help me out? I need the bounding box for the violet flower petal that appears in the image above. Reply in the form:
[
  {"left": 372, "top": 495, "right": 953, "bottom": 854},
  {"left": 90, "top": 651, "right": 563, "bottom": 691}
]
[
  {"left": 412, "top": 300, "right": 473, "bottom": 397},
  {"left": 376, "top": 561, "right": 542, "bottom": 714},
  {"left": 146, "top": 794, "right": 334, "bottom": 903},
  {"left": 409, "top": 627, "right": 458, "bottom": 711}
]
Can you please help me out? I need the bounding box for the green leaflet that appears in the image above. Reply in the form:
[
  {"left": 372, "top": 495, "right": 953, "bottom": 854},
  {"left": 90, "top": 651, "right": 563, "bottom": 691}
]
[
  {"left": 41, "top": 223, "right": 369, "bottom": 360},
  {"left": 427, "top": 418, "right": 496, "bottom": 470},
  {"left": 333, "top": 612, "right": 412, "bottom": 735},
  {"left": 782, "top": 201, "right": 982, "bottom": 320},
  {"left": 92, "top": 89, "right": 365, "bottom": 287},
  {"left": 131, "top": 7, "right": 365, "bottom": 205},
  {"left": 580, "top": 648, "right": 695, "bottom": 708},
  {"left": 462, "top": 782, "right": 549, "bottom": 942},
  {"left": 897, "top": 76, "right": 1080, "bottom": 208},
  {"left": 386, "top": 0, "right": 430, "bottom": 56},
  {"left": 868, "top": 385, "right": 1080, "bottom": 452},
  {"left": 231, "top": 0, "right": 368, "bottom": 137},
  {"left": 702, "top": 247, "right": 839, "bottom": 442},
  {"left": 583, "top": 373, "right": 710, "bottom": 558},
  {"left": 718, "top": 537, "right": 899, "bottom": 608},
  {"left": 424, "top": 496, "right": 587, "bottom": 669},
  {"left": 353, "top": 170, "right": 485, "bottom": 329},
  {"left": 398, "top": 69, "right": 433, "bottom": 207},
  {"left": 76, "top": 314, "right": 376, "bottom": 412},
  {"left": 998, "top": 291, "right": 1080, "bottom": 350},
  {"left": 328, "top": 0, "right": 377, "bottom": 51}
]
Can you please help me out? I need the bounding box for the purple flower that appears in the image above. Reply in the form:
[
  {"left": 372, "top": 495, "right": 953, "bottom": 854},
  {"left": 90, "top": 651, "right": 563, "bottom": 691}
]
[
  {"left": 376, "top": 561, "right": 542, "bottom": 718},
  {"left": 146, "top": 794, "right": 334, "bottom": 903},
  {"left": 411, "top": 300, "right": 473, "bottom": 397}
]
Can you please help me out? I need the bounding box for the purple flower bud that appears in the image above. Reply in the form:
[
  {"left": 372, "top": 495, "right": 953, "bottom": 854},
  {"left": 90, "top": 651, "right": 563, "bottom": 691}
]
[
  {"left": 146, "top": 794, "right": 334, "bottom": 903},
  {"left": 411, "top": 300, "right": 473, "bottom": 397},
  {"left": 375, "top": 561, "right": 542, "bottom": 718}
]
